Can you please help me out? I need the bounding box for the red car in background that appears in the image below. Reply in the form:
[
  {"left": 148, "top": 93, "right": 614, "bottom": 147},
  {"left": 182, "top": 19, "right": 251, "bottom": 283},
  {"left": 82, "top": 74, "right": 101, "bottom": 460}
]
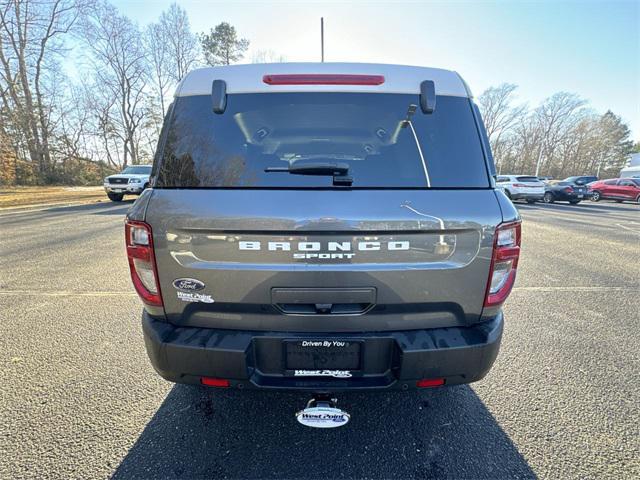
[{"left": 588, "top": 178, "right": 640, "bottom": 204}]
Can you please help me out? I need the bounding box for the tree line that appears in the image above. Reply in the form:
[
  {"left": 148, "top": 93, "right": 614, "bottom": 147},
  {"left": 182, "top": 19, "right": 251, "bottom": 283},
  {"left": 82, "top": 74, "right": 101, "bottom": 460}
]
[
  {"left": 0, "top": 0, "right": 256, "bottom": 185},
  {"left": 477, "top": 84, "right": 636, "bottom": 179},
  {"left": 0, "top": 0, "right": 636, "bottom": 186}
]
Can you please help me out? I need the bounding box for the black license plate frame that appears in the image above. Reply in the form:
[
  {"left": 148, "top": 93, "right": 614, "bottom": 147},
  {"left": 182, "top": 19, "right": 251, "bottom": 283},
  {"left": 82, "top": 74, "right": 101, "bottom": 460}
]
[{"left": 284, "top": 339, "right": 363, "bottom": 371}]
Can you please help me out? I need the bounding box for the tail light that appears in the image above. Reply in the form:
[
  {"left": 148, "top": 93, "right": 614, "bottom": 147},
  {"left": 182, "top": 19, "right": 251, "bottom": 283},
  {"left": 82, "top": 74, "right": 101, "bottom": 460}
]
[
  {"left": 263, "top": 74, "right": 385, "bottom": 85},
  {"left": 125, "top": 220, "right": 163, "bottom": 307},
  {"left": 484, "top": 221, "right": 521, "bottom": 308},
  {"left": 512, "top": 183, "right": 528, "bottom": 188},
  {"left": 564, "top": 186, "right": 574, "bottom": 193}
]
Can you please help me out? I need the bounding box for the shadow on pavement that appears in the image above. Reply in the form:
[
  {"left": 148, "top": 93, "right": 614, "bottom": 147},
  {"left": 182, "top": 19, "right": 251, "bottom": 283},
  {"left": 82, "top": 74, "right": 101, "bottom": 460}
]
[{"left": 112, "top": 384, "right": 534, "bottom": 479}]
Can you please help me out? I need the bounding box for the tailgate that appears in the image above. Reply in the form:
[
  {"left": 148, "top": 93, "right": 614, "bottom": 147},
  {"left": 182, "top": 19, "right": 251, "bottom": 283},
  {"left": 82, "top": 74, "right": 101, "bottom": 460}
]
[{"left": 146, "top": 189, "right": 503, "bottom": 332}]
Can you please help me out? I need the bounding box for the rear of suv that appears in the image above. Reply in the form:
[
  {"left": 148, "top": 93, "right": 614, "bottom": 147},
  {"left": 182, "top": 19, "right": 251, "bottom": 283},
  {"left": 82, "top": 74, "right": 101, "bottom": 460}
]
[
  {"left": 496, "top": 175, "right": 545, "bottom": 203},
  {"left": 126, "top": 63, "right": 520, "bottom": 395}
]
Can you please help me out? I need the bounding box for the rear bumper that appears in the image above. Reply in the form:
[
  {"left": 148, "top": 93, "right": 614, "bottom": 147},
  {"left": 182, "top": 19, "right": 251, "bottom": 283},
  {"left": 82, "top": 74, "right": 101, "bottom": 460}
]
[
  {"left": 142, "top": 311, "right": 504, "bottom": 391},
  {"left": 511, "top": 192, "right": 544, "bottom": 201},
  {"left": 554, "top": 192, "right": 589, "bottom": 200}
]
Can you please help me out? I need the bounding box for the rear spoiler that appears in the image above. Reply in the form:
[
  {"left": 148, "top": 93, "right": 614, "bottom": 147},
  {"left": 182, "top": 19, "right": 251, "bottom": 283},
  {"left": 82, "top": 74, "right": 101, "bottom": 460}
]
[{"left": 211, "top": 77, "right": 437, "bottom": 114}]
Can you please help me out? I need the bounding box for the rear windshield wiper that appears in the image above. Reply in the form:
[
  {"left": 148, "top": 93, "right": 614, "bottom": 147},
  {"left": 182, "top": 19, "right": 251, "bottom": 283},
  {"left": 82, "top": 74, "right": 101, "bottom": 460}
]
[{"left": 265, "top": 162, "right": 353, "bottom": 186}]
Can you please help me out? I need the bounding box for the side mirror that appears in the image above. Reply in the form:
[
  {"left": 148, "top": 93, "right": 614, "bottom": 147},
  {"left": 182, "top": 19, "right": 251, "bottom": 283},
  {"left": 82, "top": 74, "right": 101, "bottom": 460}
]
[
  {"left": 212, "top": 79, "right": 227, "bottom": 114},
  {"left": 420, "top": 80, "right": 436, "bottom": 114}
]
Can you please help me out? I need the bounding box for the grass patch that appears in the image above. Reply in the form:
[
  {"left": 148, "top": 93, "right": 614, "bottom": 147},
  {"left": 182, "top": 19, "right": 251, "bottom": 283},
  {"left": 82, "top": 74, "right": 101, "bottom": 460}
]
[{"left": 0, "top": 186, "right": 107, "bottom": 209}]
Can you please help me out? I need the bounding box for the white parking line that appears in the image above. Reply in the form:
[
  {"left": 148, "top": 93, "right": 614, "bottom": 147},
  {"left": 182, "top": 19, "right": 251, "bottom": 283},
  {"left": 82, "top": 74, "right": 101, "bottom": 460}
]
[
  {"left": 0, "top": 290, "right": 137, "bottom": 297},
  {"left": 512, "top": 286, "right": 635, "bottom": 292},
  {"left": 615, "top": 223, "right": 640, "bottom": 235}
]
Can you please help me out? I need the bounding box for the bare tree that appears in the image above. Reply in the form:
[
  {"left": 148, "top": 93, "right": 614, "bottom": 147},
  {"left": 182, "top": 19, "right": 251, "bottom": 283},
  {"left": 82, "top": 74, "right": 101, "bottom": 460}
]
[
  {"left": 144, "top": 3, "right": 199, "bottom": 120},
  {"left": 160, "top": 3, "right": 199, "bottom": 81},
  {"left": 251, "top": 49, "right": 286, "bottom": 63},
  {"left": 0, "top": 0, "right": 87, "bottom": 180},
  {"left": 532, "top": 92, "right": 586, "bottom": 176},
  {"left": 145, "top": 22, "right": 171, "bottom": 119},
  {"left": 477, "top": 84, "right": 526, "bottom": 173},
  {"left": 82, "top": 0, "right": 151, "bottom": 166}
]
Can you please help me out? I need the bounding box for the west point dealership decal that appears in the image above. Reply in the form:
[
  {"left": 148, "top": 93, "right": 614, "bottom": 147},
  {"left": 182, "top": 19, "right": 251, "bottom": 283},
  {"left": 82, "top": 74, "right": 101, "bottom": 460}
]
[
  {"left": 176, "top": 291, "right": 214, "bottom": 303},
  {"left": 293, "top": 370, "right": 353, "bottom": 378},
  {"left": 238, "top": 240, "right": 410, "bottom": 260}
]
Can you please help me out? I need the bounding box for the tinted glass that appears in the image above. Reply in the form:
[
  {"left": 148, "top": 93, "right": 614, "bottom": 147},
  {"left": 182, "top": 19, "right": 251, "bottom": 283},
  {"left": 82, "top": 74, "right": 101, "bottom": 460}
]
[
  {"left": 156, "top": 93, "right": 489, "bottom": 188},
  {"left": 122, "top": 166, "right": 151, "bottom": 175},
  {"left": 631, "top": 179, "right": 640, "bottom": 186},
  {"left": 515, "top": 176, "right": 539, "bottom": 182},
  {"left": 604, "top": 180, "right": 617, "bottom": 185}
]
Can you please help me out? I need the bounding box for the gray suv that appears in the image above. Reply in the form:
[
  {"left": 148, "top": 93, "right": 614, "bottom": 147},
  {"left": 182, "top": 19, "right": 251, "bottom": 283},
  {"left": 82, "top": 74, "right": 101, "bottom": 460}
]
[{"left": 126, "top": 64, "right": 520, "bottom": 405}]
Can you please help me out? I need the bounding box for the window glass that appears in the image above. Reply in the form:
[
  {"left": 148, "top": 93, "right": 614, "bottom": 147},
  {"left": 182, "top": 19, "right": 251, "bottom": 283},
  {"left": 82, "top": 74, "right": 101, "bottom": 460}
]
[{"left": 156, "top": 93, "right": 490, "bottom": 188}]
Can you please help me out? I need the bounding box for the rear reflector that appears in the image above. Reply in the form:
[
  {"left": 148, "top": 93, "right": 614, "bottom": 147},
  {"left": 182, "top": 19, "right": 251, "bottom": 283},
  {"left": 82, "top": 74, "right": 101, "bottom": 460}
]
[
  {"left": 200, "top": 377, "right": 230, "bottom": 387},
  {"left": 417, "top": 378, "right": 445, "bottom": 388},
  {"left": 263, "top": 74, "right": 385, "bottom": 86}
]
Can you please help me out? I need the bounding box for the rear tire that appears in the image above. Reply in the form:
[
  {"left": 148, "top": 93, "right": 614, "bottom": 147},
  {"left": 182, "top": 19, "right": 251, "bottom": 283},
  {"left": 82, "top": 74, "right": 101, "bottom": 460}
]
[
  {"left": 504, "top": 190, "right": 512, "bottom": 200},
  {"left": 636, "top": 195, "right": 640, "bottom": 205},
  {"left": 543, "top": 192, "right": 554, "bottom": 204},
  {"left": 107, "top": 192, "right": 124, "bottom": 202},
  {"left": 591, "top": 191, "right": 601, "bottom": 202}
]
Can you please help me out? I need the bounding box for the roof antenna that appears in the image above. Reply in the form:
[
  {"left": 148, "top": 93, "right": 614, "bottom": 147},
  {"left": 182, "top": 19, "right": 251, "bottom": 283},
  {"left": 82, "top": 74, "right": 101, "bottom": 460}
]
[{"left": 320, "top": 17, "right": 324, "bottom": 62}]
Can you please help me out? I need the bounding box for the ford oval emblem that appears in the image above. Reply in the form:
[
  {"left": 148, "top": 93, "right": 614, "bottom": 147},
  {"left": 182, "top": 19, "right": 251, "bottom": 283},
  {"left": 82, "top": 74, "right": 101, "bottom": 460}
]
[{"left": 172, "top": 278, "right": 205, "bottom": 292}]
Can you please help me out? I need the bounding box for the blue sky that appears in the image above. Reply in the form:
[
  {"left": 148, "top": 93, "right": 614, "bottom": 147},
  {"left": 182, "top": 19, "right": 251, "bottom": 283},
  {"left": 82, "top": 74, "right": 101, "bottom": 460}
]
[{"left": 113, "top": 0, "right": 639, "bottom": 140}]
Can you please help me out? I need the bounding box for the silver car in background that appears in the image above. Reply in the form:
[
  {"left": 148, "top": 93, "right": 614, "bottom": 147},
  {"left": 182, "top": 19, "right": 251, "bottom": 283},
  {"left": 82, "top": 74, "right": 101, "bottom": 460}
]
[
  {"left": 496, "top": 175, "right": 546, "bottom": 203},
  {"left": 103, "top": 165, "right": 152, "bottom": 202}
]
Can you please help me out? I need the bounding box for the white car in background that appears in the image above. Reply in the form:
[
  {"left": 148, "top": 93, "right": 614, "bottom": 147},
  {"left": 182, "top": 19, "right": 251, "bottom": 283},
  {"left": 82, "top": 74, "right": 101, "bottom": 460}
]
[
  {"left": 103, "top": 165, "right": 152, "bottom": 202},
  {"left": 496, "top": 175, "right": 545, "bottom": 203}
]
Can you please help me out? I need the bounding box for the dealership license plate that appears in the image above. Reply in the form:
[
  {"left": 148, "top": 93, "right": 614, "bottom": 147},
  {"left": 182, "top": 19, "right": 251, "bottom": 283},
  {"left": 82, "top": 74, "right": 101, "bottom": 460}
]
[{"left": 285, "top": 340, "right": 361, "bottom": 371}]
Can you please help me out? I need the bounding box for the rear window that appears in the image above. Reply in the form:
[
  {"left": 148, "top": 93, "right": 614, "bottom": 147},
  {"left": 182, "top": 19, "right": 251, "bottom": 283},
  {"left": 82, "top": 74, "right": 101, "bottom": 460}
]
[
  {"left": 155, "top": 93, "right": 489, "bottom": 188},
  {"left": 515, "top": 176, "right": 540, "bottom": 183}
]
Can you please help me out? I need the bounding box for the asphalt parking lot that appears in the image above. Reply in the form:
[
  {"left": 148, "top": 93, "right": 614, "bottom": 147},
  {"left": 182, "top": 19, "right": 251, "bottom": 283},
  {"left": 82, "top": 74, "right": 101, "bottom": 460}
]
[{"left": 0, "top": 199, "right": 638, "bottom": 479}]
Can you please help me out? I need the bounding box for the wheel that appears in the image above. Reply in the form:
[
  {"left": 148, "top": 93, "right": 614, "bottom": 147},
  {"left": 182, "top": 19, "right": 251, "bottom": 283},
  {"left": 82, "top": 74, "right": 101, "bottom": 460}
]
[
  {"left": 526, "top": 199, "right": 536, "bottom": 204},
  {"left": 543, "top": 192, "right": 554, "bottom": 203},
  {"left": 636, "top": 195, "right": 640, "bottom": 205},
  {"left": 107, "top": 192, "right": 124, "bottom": 202},
  {"left": 591, "top": 191, "right": 601, "bottom": 202},
  {"left": 504, "top": 190, "right": 512, "bottom": 200},
  {"left": 569, "top": 200, "right": 580, "bottom": 205},
  {"left": 615, "top": 200, "right": 623, "bottom": 203}
]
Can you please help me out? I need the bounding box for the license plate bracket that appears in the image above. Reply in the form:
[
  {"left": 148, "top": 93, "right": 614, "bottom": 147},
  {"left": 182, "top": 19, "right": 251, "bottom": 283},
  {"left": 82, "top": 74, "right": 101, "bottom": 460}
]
[{"left": 284, "top": 339, "right": 362, "bottom": 371}]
